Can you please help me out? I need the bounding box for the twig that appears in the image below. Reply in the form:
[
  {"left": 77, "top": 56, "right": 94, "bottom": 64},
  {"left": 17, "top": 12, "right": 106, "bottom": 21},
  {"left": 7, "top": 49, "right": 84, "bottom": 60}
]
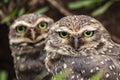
[{"left": 47, "top": 0, "right": 72, "bottom": 16}]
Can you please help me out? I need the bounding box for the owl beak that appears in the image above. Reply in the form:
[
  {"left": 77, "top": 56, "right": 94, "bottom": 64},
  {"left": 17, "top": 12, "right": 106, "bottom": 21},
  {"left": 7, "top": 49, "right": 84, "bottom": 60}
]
[
  {"left": 31, "top": 29, "right": 36, "bottom": 40},
  {"left": 70, "top": 36, "right": 80, "bottom": 50},
  {"left": 25, "top": 28, "right": 37, "bottom": 41}
]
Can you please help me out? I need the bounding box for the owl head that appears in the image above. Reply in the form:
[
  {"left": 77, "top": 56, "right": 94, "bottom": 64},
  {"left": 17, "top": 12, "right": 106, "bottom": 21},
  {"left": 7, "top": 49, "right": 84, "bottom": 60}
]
[
  {"left": 9, "top": 13, "right": 54, "bottom": 48},
  {"left": 45, "top": 15, "right": 112, "bottom": 56}
]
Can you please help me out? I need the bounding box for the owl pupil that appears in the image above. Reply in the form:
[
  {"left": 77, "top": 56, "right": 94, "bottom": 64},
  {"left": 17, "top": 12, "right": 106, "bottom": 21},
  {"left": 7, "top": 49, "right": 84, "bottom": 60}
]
[
  {"left": 62, "top": 32, "right": 67, "bottom": 36},
  {"left": 19, "top": 26, "right": 24, "bottom": 30},
  {"left": 40, "top": 22, "right": 46, "bottom": 27},
  {"left": 41, "top": 23, "right": 44, "bottom": 27},
  {"left": 86, "top": 31, "right": 91, "bottom": 35}
]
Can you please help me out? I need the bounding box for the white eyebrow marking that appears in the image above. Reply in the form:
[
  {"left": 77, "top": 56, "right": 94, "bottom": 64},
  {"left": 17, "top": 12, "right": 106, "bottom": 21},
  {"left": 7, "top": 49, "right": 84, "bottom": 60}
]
[
  {"left": 80, "top": 26, "right": 97, "bottom": 32},
  {"left": 54, "top": 24, "right": 98, "bottom": 35},
  {"left": 56, "top": 27, "right": 70, "bottom": 32},
  {"left": 11, "top": 21, "right": 32, "bottom": 28}
]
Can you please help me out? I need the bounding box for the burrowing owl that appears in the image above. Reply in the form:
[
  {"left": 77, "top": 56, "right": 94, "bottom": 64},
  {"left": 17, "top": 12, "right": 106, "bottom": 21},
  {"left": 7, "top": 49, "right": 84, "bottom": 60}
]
[
  {"left": 9, "top": 13, "right": 54, "bottom": 80},
  {"left": 45, "top": 15, "right": 120, "bottom": 80}
]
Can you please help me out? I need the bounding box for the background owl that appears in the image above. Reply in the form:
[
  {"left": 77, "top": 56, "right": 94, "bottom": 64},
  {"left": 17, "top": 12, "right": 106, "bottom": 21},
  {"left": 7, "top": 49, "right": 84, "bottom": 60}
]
[
  {"left": 9, "top": 13, "right": 54, "bottom": 80},
  {"left": 45, "top": 15, "right": 120, "bottom": 80}
]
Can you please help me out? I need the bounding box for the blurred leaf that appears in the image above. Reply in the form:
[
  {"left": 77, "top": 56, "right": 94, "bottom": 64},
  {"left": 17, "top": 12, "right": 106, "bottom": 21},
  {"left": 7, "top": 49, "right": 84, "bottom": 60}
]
[
  {"left": 35, "top": 7, "right": 49, "bottom": 14},
  {"left": 68, "top": 0, "right": 103, "bottom": 10},
  {"left": 0, "top": 70, "right": 8, "bottom": 80},
  {"left": 1, "top": 9, "right": 18, "bottom": 25},
  {"left": 18, "top": 8, "right": 26, "bottom": 16},
  {"left": 68, "top": 0, "right": 93, "bottom": 10},
  {"left": 52, "top": 69, "right": 72, "bottom": 80},
  {"left": 92, "top": 1, "right": 113, "bottom": 16},
  {"left": 91, "top": 70, "right": 103, "bottom": 80},
  {"left": 10, "top": 8, "right": 18, "bottom": 17},
  {"left": 1, "top": 8, "right": 26, "bottom": 25},
  {"left": 1, "top": 16, "right": 11, "bottom": 25},
  {"left": 4, "top": 0, "right": 9, "bottom": 3}
]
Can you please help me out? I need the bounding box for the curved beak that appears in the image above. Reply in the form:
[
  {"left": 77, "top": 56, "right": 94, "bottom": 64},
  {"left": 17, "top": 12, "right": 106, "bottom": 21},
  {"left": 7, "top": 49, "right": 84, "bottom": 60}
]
[
  {"left": 69, "top": 36, "right": 81, "bottom": 50},
  {"left": 25, "top": 28, "right": 40, "bottom": 41}
]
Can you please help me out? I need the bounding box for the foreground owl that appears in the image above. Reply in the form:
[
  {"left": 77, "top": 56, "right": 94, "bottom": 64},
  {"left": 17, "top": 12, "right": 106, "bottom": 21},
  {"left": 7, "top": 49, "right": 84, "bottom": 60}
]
[
  {"left": 9, "top": 13, "right": 54, "bottom": 80},
  {"left": 45, "top": 15, "right": 120, "bottom": 80}
]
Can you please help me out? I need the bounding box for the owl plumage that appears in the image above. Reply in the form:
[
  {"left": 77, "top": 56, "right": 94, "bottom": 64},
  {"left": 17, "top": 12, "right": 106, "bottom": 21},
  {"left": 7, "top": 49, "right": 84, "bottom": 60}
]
[
  {"left": 9, "top": 13, "right": 54, "bottom": 80},
  {"left": 45, "top": 15, "right": 120, "bottom": 80}
]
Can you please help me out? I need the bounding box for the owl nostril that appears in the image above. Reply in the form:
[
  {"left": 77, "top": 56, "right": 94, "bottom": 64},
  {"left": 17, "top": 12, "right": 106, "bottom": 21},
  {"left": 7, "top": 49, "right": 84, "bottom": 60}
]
[
  {"left": 25, "top": 29, "right": 32, "bottom": 39},
  {"left": 25, "top": 28, "right": 40, "bottom": 40},
  {"left": 70, "top": 36, "right": 81, "bottom": 50},
  {"left": 34, "top": 28, "right": 41, "bottom": 36}
]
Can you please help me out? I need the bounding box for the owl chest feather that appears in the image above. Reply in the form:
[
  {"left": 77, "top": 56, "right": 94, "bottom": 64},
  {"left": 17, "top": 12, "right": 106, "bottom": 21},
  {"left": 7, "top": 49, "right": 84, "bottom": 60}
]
[
  {"left": 11, "top": 45, "right": 50, "bottom": 80},
  {"left": 47, "top": 53, "right": 120, "bottom": 80}
]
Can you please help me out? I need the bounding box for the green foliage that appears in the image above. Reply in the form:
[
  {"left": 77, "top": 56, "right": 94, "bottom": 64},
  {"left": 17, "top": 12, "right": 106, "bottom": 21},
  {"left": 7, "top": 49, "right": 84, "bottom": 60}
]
[
  {"left": 91, "top": 1, "right": 113, "bottom": 16},
  {"left": 68, "top": 0, "right": 115, "bottom": 16},
  {"left": 52, "top": 69, "right": 72, "bottom": 80},
  {"left": 0, "top": 69, "right": 104, "bottom": 80},
  {"left": 0, "top": 70, "right": 8, "bottom": 80},
  {"left": 3, "top": 0, "right": 10, "bottom": 3},
  {"left": 91, "top": 70, "right": 103, "bottom": 80},
  {"left": 18, "top": 8, "right": 26, "bottom": 16},
  {"left": 35, "top": 7, "right": 49, "bottom": 14},
  {"left": 68, "top": 0, "right": 103, "bottom": 10},
  {"left": 0, "top": 6, "right": 49, "bottom": 26},
  {"left": 1, "top": 8, "right": 26, "bottom": 25},
  {"left": 0, "top": 0, "right": 50, "bottom": 26},
  {"left": 0, "top": 0, "right": 117, "bottom": 27},
  {"left": 52, "top": 69, "right": 103, "bottom": 80}
]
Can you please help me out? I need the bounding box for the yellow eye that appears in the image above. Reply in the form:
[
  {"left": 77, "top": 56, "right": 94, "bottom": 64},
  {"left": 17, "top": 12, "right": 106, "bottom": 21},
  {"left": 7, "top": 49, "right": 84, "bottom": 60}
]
[
  {"left": 16, "top": 26, "right": 26, "bottom": 33},
  {"left": 84, "top": 31, "right": 94, "bottom": 37},
  {"left": 38, "top": 22, "right": 47, "bottom": 30},
  {"left": 59, "top": 32, "right": 69, "bottom": 39}
]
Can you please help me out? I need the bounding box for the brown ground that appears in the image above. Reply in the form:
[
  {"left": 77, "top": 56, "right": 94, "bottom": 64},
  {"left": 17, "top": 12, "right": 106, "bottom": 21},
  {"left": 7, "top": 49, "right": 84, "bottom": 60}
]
[{"left": 0, "top": 1, "right": 120, "bottom": 80}]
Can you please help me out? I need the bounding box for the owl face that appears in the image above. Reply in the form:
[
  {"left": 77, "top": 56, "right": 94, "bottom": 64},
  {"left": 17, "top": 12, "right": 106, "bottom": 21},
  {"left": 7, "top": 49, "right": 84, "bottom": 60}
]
[
  {"left": 9, "top": 13, "right": 54, "bottom": 47},
  {"left": 45, "top": 15, "right": 111, "bottom": 56}
]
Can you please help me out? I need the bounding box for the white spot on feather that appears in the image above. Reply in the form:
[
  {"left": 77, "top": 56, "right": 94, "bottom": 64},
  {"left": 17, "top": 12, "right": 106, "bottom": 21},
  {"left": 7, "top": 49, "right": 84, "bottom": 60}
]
[
  {"left": 71, "top": 75, "right": 75, "bottom": 79},
  {"left": 109, "top": 65, "right": 113, "bottom": 70},
  {"left": 95, "top": 67, "right": 99, "bottom": 70},
  {"left": 71, "top": 61, "right": 75, "bottom": 64},
  {"left": 100, "top": 61, "right": 104, "bottom": 64},
  {"left": 90, "top": 69, "right": 94, "bottom": 73},
  {"left": 105, "top": 73, "right": 110, "bottom": 78},
  {"left": 63, "top": 63, "right": 67, "bottom": 68},
  {"left": 81, "top": 70, "right": 85, "bottom": 74}
]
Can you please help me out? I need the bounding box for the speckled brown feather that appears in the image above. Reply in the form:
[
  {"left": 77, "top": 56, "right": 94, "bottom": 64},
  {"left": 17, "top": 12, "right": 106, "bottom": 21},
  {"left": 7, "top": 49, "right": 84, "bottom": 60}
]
[
  {"left": 45, "top": 15, "right": 120, "bottom": 80},
  {"left": 9, "top": 13, "right": 54, "bottom": 80}
]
